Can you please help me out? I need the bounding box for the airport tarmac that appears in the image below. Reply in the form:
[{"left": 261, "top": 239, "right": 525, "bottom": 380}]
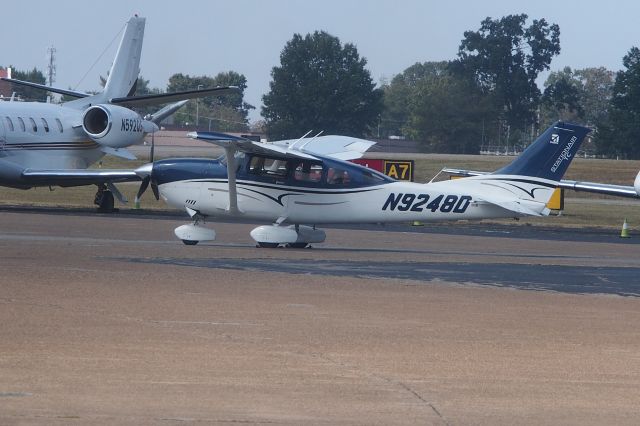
[{"left": 1, "top": 209, "right": 640, "bottom": 425}]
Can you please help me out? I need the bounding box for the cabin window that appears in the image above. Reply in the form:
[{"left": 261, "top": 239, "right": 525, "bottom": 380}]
[
  {"left": 55, "top": 118, "right": 63, "bottom": 133},
  {"left": 248, "top": 156, "right": 288, "bottom": 178},
  {"left": 29, "top": 117, "right": 37, "bottom": 132},
  {"left": 17, "top": 117, "right": 26, "bottom": 131},
  {"left": 41, "top": 118, "right": 50, "bottom": 132},
  {"left": 291, "top": 160, "right": 323, "bottom": 183},
  {"left": 326, "top": 167, "right": 351, "bottom": 185},
  {"left": 5, "top": 117, "right": 14, "bottom": 131}
]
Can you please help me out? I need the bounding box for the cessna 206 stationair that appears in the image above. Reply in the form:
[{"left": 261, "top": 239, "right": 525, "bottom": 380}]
[
  {"left": 134, "top": 121, "right": 591, "bottom": 247},
  {"left": 0, "top": 15, "right": 235, "bottom": 210}
]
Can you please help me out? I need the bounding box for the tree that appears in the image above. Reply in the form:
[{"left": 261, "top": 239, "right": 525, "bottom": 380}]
[
  {"left": 452, "top": 14, "right": 560, "bottom": 134},
  {"left": 380, "top": 61, "right": 449, "bottom": 138},
  {"left": 406, "top": 71, "right": 497, "bottom": 154},
  {"left": 8, "top": 67, "right": 47, "bottom": 101},
  {"left": 595, "top": 47, "right": 640, "bottom": 158},
  {"left": 167, "top": 71, "right": 253, "bottom": 132},
  {"left": 262, "top": 31, "right": 383, "bottom": 140},
  {"left": 540, "top": 67, "right": 583, "bottom": 126},
  {"left": 574, "top": 67, "right": 615, "bottom": 125}
]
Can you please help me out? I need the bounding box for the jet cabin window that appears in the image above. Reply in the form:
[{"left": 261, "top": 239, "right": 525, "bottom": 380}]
[
  {"left": 5, "top": 117, "right": 14, "bottom": 132},
  {"left": 29, "top": 117, "right": 37, "bottom": 132},
  {"left": 41, "top": 118, "right": 49, "bottom": 132},
  {"left": 17, "top": 117, "right": 25, "bottom": 132},
  {"left": 55, "top": 118, "right": 63, "bottom": 133}
]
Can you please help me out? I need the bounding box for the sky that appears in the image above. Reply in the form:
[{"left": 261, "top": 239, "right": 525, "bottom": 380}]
[{"left": 2, "top": 0, "right": 639, "bottom": 122}]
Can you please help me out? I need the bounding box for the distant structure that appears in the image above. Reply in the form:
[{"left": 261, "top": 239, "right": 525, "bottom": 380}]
[
  {"left": 46, "top": 46, "right": 56, "bottom": 86},
  {"left": 0, "top": 67, "right": 12, "bottom": 99}
]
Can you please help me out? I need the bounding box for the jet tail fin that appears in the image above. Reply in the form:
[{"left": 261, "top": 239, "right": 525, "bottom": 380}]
[
  {"left": 494, "top": 122, "right": 591, "bottom": 181},
  {"left": 101, "top": 16, "right": 145, "bottom": 101}
]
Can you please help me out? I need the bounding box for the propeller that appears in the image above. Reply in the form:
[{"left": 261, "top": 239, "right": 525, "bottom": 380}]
[{"left": 134, "top": 160, "right": 157, "bottom": 208}]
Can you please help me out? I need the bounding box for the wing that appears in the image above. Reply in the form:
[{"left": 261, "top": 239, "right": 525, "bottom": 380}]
[
  {"left": 272, "top": 135, "right": 376, "bottom": 160},
  {"left": 21, "top": 169, "right": 140, "bottom": 187},
  {"left": 110, "top": 86, "right": 239, "bottom": 107},
  {"left": 443, "top": 167, "right": 640, "bottom": 199},
  {"left": 189, "top": 131, "right": 375, "bottom": 161},
  {"left": 188, "top": 131, "right": 319, "bottom": 160}
]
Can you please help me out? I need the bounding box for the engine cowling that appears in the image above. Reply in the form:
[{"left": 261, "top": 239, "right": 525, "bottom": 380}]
[
  {"left": 634, "top": 171, "right": 640, "bottom": 196},
  {"left": 82, "top": 104, "right": 155, "bottom": 148}
]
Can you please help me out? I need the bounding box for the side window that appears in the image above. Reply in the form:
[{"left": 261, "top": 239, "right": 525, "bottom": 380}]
[
  {"left": 55, "top": 118, "right": 63, "bottom": 133},
  {"left": 291, "top": 161, "right": 323, "bottom": 183},
  {"left": 5, "top": 117, "right": 14, "bottom": 131},
  {"left": 29, "top": 117, "right": 37, "bottom": 132},
  {"left": 17, "top": 117, "right": 26, "bottom": 131},
  {"left": 248, "top": 156, "right": 288, "bottom": 178},
  {"left": 326, "top": 167, "right": 350, "bottom": 186},
  {"left": 41, "top": 118, "right": 50, "bottom": 132}
]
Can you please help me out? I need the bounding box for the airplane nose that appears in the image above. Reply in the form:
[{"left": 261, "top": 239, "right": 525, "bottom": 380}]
[{"left": 134, "top": 162, "right": 153, "bottom": 178}]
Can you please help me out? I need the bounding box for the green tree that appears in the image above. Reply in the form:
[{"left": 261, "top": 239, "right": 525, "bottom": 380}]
[
  {"left": 380, "top": 61, "right": 449, "bottom": 138},
  {"left": 9, "top": 67, "right": 47, "bottom": 101},
  {"left": 596, "top": 47, "right": 640, "bottom": 158},
  {"left": 262, "top": 31, "right": 383, "bottom": 140},
  {"left": 452, "top": 14, "right": 560, "bottom": 134},
  {"left": 574, "top": 67, "right": 614, "bottom": 125},
  {"left": 540, "top": 67, "right": 583, "bottom": 126},
  {"left": 406, "top": 71, "right": 497, "bottom": 154},
  {"left": 167, "top": 71, "right": 252, "bottom": 132}
]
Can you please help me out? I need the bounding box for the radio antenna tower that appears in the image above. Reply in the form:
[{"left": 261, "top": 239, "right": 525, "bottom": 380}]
[{"left": 46, "top": 46, "right": 56, "bottom": 86}]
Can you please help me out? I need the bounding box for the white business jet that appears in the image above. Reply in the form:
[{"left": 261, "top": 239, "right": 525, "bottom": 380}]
[
  {"left": 0, "top": 15, "right": 236, "bottom": 210},
  {"left": 134, "top": 121, "right": 591, "bottom": 247}
]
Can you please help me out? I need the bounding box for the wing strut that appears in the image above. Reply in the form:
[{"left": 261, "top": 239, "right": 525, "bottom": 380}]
[{"left": 224, "top": 147, "right": 240, "bottom": 214}]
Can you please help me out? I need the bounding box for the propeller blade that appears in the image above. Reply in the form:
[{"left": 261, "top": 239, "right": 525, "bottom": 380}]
[
  {"left": 151, "top": 182, "right": 160, "bottom": 200},
  {"left": 150, "top": 131, "right": 155, "bottom": 162},
  {"left": 136, "top": 176, "right": 150, "bottom": 201}
]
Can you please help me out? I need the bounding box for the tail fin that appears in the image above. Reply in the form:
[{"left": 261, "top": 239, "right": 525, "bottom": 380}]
[
  {"left": 102, "top": 16, "right": 145, "bottom": 100},
  {"left": 494, "top": 122, "right": 591, "bottom": 181}
]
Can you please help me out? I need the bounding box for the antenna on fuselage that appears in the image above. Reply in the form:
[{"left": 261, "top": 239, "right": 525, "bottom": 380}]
[
  {"left": 298, "top": 131, "right": 323, "bottom": 153},
  {"left": 287, "top": 130, "right": 313, "bottom": 152}
]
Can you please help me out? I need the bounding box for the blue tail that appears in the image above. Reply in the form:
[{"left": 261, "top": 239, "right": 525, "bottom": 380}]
[{"left": 494, "top": 122, "right": 591, "bottom": 181}]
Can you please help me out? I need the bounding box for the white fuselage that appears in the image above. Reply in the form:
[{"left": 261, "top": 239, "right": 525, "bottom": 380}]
[
  {"left": 0, "top": 101, "right": 103, "bottom": 172},
  {"left": 159, "top": 176, "right": 552, "bottom": 225}
]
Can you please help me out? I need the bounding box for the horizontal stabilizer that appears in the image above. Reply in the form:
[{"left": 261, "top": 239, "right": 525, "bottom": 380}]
[
  {"left": 146, "top": 100, "right": 188, "bottom": 124},
  {"left": 0, "top": 77, "right": 89, "bottom": 98},
  {"left": 110, "top": 86, "right": 239, "bottom": 107}
]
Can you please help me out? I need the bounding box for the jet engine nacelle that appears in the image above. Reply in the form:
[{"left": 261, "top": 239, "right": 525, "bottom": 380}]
[
  {"left": 634, "top": 171, "right": 640, "bottom": 196},
  {"left": 82, "top": 104, "right": 156, "bottom": 148}
]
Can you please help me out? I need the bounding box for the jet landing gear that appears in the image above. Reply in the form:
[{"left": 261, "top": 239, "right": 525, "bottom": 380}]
[
  {"left": 94, "top": 184, "right": 116, "bottom": 212},
  {"left": 250, "top": 224, "right": 326, "bottom": 249}
]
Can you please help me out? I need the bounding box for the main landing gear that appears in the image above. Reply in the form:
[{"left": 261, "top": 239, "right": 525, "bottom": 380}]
[
  {"left": 94, "top": 184, "right": 115, "bottom": 212},
  {"left": 172, "top": 221, "right": 326, "bottom": 249},
  {"left": 251, "top": 224, "right": 326, "bottom": 249}
]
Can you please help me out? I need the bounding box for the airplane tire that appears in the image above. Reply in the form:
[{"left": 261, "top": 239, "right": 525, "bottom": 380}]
[
  {"left": 257, "top": 242, "right": 279, "bottom": 248},
  {"left": 182, "top": 240, "right": 198, "bottom": 246},
  {"left": 96, "top": 190, "right": 115, "bottom": 212},
  {"left": 286, "top": 243, "right": 309, "bottom": 249}
]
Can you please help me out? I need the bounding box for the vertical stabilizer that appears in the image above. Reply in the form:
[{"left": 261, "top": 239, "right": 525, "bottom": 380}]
[
  {"left": 494, "top": 122, "right": 591, "bottom": 181},
  {"left": 102, "top": 16, "right": 145, "bottom": 101}
]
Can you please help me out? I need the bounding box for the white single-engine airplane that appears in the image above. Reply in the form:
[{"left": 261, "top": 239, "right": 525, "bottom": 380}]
[
  {"left": 134, "top": 121, "right": 591, "bottom": 247},
  {"left": 0, "top": 15, "right": 236, "bottom": 210}
]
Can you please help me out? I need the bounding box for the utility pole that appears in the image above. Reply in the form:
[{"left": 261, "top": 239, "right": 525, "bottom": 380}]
[{"left": 46, "top": 46, "right": 56, "bottom": 86}]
